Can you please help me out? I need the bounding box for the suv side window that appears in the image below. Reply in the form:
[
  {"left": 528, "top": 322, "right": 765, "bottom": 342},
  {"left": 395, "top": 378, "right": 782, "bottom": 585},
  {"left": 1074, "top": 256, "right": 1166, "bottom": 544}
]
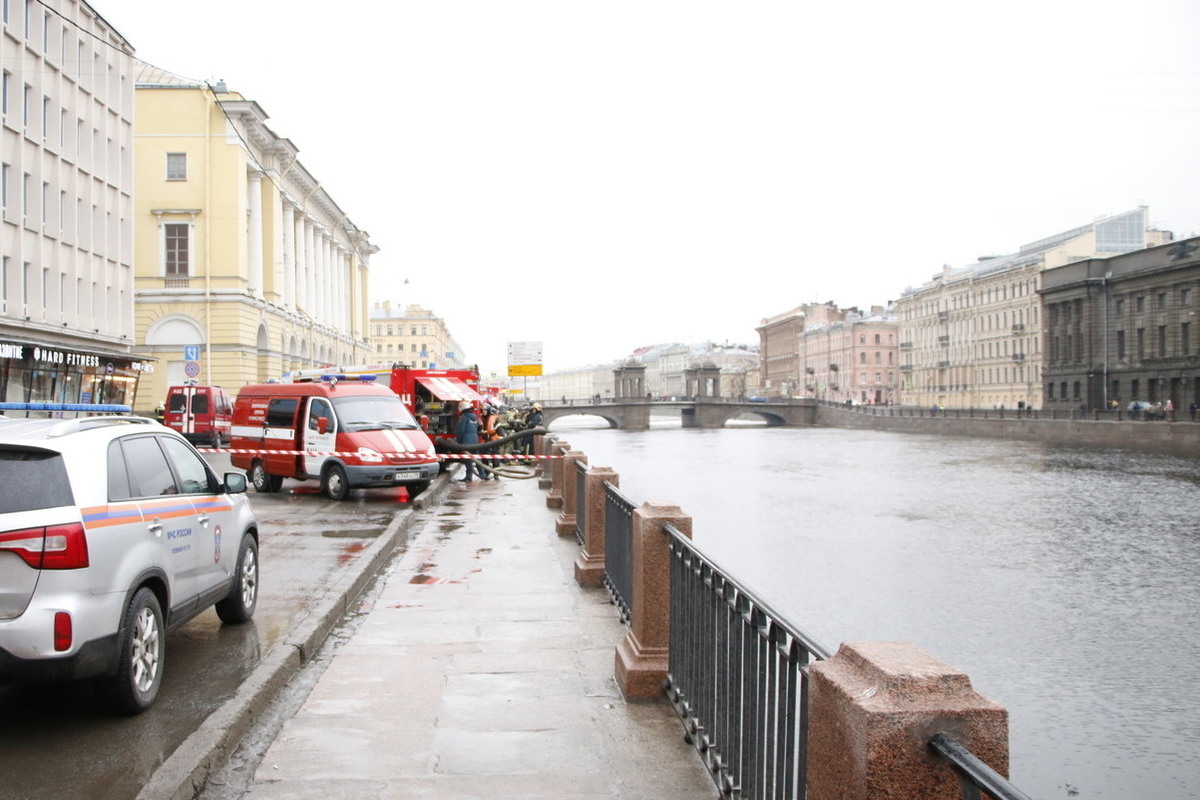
[
  {"left": 160, "top": 436, "right": 212, "bottom": 494},
  {"left": 121, "top": 436, "right": 178, "bottom": 497},
  {"left": 107, "top": 441, "right": 134, "bottom": 501}
]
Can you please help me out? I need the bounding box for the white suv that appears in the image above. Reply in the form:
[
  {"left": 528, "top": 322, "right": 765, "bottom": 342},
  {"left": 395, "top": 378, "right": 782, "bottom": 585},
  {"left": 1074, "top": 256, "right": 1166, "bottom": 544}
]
[{"left": 0, "top": 415, "right": 259, "bottom": 713}]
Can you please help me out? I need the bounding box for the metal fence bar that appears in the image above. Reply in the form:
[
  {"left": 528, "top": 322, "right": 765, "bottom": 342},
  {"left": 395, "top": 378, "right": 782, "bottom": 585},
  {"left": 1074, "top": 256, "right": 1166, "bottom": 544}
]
[
  {"left": 664, "top": 522, "right": 834, "bottom": 799},
  {"left": 574, "top": 459, "right": 588, "bottom": 544},
  {"left": 603, "top": 481, "right": 635, "bottom": 624},
  {"left": 929, "top": 733, "right": 1036, "bottom": 800}
]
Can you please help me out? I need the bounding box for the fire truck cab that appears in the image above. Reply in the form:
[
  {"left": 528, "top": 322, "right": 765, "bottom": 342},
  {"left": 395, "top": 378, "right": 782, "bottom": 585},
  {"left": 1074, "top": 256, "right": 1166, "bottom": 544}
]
[{"left": 230, "top": 376, "right": 439, "bottom": 500}]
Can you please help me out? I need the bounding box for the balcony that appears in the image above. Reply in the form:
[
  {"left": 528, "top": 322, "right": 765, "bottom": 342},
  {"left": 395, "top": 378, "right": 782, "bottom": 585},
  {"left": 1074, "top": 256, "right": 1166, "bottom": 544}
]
[
  {"left": 937, "top": 360, "right": 950, "bottom": 368},
  {"left": 1012, "top": 353, "right": 1026, "bottom": 362},
  {"left": 1012, "top": 323, "right": 1026, "bottom": 333},
  {"left": 900, "top": 365, "right": 913, "bottom": 372},
  {"left": 937, "top": 335, "right": 950, "bottom": 345},
  {"left": 900, "top": 342, "right": 912, "bottom": 351},
  {"left": 937, "top": 311, "right": 949, "bottom": 321}
]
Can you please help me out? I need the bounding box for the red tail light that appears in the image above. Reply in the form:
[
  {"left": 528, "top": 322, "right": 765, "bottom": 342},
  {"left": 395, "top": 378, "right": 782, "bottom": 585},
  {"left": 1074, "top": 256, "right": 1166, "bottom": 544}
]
[
  {"left": 54, "top": 612, "right": 72, "bottom": 651},
  {"left": 0, "top": 523, "right": 90, "bottom": 569}
]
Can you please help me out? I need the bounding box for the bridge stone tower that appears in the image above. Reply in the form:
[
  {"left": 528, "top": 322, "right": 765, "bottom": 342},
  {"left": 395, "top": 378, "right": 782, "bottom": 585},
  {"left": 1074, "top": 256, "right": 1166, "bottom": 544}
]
[
  {"left": 611, "top": 360, "right": 650, "bottom": 430},
  {"left": 683, "top": 361, "right": 721, "bottom": 400},
  {"left": 613, "top": 360, "right": 647, "bottom": 399}
]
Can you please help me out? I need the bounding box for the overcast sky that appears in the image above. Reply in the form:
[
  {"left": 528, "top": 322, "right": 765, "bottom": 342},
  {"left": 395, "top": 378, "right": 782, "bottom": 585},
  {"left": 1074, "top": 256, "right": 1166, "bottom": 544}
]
[{"left": 102, "top": 0, "right": 1200, "bottom": 376}]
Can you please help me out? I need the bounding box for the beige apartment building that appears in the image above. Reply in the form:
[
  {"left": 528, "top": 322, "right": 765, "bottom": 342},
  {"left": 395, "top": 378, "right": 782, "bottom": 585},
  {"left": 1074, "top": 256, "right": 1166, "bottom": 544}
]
[
  {"left": 897, "top": 207, "right": 1171, "bottom": 409},
  {"left": 0, "top": 1, "right": 157, "bottom": 412},
  {"left": 368, "top": 301, "right": 467, "bottom": 370},
  {"left": 131, "top": 69, "right": 374, "bottom": 412}
]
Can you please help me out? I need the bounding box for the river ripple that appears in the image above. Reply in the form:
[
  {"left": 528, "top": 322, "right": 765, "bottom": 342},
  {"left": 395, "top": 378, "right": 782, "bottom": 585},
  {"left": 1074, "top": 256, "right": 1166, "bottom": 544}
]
[{"left": 552, "top": 416, "right": 1200, "bottom": 800}]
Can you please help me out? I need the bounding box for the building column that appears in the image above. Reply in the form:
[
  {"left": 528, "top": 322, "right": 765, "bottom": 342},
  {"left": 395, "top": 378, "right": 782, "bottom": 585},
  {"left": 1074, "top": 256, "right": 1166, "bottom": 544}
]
[
  {"left": 282, "top": 203, "right": 296, "bottom": 309},
  {"left": 247, "top": 170, "right": 264, "bottom": 297}
]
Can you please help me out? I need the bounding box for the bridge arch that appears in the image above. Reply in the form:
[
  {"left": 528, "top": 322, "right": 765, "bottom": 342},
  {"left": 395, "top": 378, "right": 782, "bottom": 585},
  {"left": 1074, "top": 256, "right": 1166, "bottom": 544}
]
[{"left": 542, "top": 408, "right": 622, "bottom": 429}]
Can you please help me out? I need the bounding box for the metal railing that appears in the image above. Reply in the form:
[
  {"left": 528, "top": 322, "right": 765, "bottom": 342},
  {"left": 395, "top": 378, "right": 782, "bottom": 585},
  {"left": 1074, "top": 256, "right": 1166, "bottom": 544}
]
[
  {"left": 574, "top": 459, "right": 588, "bottom": 544},
  {"left": 603, "top": 481, "right": 635, "bottom": 624},
  {"left": 663, "top": 522, "right": 833, "bottom": 799},
  {"left": 929, "top": 733, "right": 1036, "bottom": 800}
]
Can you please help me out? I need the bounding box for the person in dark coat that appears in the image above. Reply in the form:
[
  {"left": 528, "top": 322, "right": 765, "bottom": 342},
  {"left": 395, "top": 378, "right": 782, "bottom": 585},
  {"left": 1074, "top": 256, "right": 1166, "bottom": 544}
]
[{"left": 455, "top": 404, "right": 482, "bottom": 482}]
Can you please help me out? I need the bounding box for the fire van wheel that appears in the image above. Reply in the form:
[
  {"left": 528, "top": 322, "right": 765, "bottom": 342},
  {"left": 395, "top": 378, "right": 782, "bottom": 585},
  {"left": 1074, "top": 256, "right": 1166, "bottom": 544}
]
[
  {"left": 323, "top": 463, "right": 351, "bottom": 500},
  {"left": 407, "top": 480, "right": 431, "bottom": 498},
  {"left": 250, "top": 461, "right": 283, "bottom": 493}
]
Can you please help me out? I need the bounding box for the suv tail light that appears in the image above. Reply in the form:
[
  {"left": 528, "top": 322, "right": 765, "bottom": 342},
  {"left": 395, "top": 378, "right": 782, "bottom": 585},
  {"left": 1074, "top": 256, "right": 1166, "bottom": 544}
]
[{"left": 0, "top": 523, "right": 90, "bottom": 569}]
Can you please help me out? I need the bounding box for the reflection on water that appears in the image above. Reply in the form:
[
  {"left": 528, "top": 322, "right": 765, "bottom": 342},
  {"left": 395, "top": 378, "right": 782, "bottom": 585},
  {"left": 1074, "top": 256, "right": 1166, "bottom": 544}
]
[{"left": 553, "top": 416, "right": 1200, "bottom": 799}]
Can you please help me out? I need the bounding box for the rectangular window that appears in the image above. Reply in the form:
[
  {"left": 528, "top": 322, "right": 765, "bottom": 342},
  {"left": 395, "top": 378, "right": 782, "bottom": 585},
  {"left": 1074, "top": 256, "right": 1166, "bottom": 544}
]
[
  {"left": 40, "top": 95, "right": 47, "bottom": 138},
  {"left": 164, "top": 222, "right": 189, "bottom": 276},
  {"left": 1116, "top": 330, "right": 1126, "bottom": 359},
  {"left": 1136, "top": 296, "right": 1144, "bottom": 312},
  {"left": 1136, "top": 328, "right": 1145, "bottom": 360},
  {"left": 2, "top": 71, "right": 8, "bottom": 117},
  {"left": 1183, "top": 323, "right": 1191, "bottom": 356},
  {"left": 1158, "top": 325, "right": 1167, "bottom": 357},
  {"left": 1115, "top": 298, "right": 1124, "bottom": 316},
  {"left": 166, "top": 152, "right": 187, "bottom": 180}
]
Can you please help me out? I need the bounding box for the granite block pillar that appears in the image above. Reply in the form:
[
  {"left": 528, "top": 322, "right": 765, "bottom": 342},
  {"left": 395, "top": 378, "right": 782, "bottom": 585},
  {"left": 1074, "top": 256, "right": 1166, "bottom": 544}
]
[
  {"left": 574, "top": 466, "right": 618, "bottom": 587},
  {"left": 807, "top": 641, "right": 1009, "bottom": 800},
  {"left": 545, "top": 439, "right": 569, "bottom": 507},
  {"left": 555, "top": 450, "right": 587, "bottom": 536},
  {"left": 615, "top": 502, "right": 691, "bottom": 700}
]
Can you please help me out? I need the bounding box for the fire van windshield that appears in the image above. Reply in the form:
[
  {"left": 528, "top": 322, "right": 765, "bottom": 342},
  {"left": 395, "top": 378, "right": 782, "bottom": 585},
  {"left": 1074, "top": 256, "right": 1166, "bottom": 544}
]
[{"left": 331, "top": 396, "right": 420, "bottom": 430}]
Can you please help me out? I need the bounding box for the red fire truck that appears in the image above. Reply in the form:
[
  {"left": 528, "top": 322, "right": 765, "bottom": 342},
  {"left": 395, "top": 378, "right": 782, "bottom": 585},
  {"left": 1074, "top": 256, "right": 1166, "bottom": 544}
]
[{"left": 283, "top": 364, "right": 488, "bottom": 444}]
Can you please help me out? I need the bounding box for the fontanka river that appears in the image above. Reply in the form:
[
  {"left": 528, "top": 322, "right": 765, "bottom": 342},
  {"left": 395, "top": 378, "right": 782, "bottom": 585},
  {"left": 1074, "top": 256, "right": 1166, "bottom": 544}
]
[{"left": 551, "top": 414, "right": 1200, "bottom": 800}]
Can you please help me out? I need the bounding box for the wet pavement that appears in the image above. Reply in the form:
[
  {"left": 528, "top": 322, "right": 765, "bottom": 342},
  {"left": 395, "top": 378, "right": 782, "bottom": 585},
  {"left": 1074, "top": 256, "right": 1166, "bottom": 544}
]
[{"left": 216, "top": 470, "right": 718, "bottom": 799}]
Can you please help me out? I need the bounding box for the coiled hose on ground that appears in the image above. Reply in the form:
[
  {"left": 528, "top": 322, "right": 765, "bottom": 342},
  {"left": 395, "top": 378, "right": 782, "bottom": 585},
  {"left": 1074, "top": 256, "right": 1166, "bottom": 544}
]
[{"left": 434, "top": 426, "right": 549, "bottom": 480}]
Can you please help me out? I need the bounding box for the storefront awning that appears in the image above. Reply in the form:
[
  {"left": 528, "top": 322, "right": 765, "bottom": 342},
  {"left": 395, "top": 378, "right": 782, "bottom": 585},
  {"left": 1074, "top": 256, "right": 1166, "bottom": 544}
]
[{"left": 416, "top": 376, "right": 485, "bottom": 404}]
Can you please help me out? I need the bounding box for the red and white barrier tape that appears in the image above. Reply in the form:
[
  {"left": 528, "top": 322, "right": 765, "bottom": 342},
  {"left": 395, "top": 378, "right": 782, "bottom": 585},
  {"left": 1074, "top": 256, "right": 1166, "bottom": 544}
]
[{"left": 195, "top": 448, "right": 561, "bottom": 460}]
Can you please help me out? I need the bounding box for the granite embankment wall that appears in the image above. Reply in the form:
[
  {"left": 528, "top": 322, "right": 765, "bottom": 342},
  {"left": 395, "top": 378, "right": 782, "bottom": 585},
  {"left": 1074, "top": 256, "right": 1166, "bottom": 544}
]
[{"left": 815, "top": 404, "right": 1200, "bottom": 458}]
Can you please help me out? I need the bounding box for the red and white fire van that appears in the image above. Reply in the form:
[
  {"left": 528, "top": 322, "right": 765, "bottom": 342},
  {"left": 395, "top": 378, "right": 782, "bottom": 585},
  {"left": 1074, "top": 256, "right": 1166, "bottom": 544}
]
[
  {"left": 229, "top": 377, "right": 440, "bottom": 500},
  {"left": 164, "top": 384, "right": 233, "bottom": 447},
  {"left": 282, "top": 364, "right": 488, "bottom": 444}
]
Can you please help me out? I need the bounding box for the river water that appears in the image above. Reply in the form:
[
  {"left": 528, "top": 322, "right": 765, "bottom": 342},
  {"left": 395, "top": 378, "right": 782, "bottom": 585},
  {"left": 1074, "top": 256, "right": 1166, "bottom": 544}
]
[{"left": 550, "top": 414, "right": 1200, "bottom": 800}]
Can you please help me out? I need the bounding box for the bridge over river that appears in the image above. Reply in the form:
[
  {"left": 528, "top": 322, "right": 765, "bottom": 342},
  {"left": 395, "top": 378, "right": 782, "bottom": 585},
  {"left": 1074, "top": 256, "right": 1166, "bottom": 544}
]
[{"left": 539, "top": 397, "right": 816, "bottom": 430}]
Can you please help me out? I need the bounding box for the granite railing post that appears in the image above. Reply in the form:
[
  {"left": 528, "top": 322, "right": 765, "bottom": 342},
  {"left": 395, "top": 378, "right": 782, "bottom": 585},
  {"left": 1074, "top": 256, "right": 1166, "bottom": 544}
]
[
  {"left": 615, "top": 501, "right": 691, "bottom": 700},
  {"left": 555, "top": 450, "right": 587, "bottom": 536},
  {"left": 574, "top": 466, "right": 618, "bottom": 587},
  {"left": 807, "top": 641, "right": 1010, "bottom": 800},
  {"left": 545, "top": 439, "right": 570, "bottom": 509},
  {"left": 536, "top": 434, "right": 554, "bottom": 489}
]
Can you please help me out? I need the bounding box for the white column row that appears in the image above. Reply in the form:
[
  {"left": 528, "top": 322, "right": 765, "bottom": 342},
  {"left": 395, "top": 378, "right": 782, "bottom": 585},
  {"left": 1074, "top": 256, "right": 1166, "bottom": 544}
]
[{"left": 256, "top": 172, "right": 354, "bottom": 335}]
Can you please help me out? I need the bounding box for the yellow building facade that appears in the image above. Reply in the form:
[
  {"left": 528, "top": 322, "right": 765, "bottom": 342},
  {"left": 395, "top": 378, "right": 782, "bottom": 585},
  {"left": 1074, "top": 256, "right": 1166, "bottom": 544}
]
[{"left": 132, "top": 68, "right": 375, "bottom": 413}]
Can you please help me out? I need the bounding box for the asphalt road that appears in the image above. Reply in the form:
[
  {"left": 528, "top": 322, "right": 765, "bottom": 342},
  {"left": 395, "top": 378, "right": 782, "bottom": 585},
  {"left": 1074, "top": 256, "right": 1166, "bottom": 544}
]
[{"left": 0, "top": 453, "right": 424, "bottom": 800}]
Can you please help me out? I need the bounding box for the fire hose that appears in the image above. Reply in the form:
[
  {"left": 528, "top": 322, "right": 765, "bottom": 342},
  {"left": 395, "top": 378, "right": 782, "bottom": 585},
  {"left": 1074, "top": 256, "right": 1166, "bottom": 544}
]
[{"left": 434, "top": 426, "right": 549, "bottom": 480}]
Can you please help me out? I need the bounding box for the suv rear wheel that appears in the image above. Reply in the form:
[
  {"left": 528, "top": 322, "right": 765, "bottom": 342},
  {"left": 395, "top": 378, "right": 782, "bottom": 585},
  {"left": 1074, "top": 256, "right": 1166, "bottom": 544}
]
[
  {"left": 215, "top": 534, "right": 259, "bottom": 623},
  {"left": 98, "top": 587, "right": 164, "bottom": 714}
]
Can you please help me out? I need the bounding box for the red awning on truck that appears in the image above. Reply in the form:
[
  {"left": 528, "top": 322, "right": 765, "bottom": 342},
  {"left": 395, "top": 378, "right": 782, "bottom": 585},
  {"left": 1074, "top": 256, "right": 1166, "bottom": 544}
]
[{"left": 415, "top": 376, "right": 485, "bottom": 404}]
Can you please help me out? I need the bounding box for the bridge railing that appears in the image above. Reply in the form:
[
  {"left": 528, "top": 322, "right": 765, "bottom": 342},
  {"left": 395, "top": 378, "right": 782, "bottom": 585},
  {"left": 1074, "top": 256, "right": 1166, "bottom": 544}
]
[{"left": 547, "top": 432, "right": 1036, "bottom": 800}]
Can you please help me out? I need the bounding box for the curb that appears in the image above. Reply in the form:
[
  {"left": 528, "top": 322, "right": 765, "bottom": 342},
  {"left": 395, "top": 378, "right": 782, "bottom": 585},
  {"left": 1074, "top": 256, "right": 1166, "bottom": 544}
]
[{"left": 137, "top": 470, "right": 456, "bottom": 800}]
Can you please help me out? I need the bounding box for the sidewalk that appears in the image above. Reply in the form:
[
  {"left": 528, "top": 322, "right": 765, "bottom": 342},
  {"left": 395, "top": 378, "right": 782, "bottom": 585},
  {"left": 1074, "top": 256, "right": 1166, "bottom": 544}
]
[{"left": 239, "top": 471, "right": 718, "bottom": 799}]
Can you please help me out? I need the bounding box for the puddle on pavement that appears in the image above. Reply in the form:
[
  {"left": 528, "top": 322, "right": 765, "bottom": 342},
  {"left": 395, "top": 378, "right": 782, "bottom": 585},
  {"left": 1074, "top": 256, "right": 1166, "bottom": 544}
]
[{"left": 320, "top": 527, "right": 385, "bottom": 538}]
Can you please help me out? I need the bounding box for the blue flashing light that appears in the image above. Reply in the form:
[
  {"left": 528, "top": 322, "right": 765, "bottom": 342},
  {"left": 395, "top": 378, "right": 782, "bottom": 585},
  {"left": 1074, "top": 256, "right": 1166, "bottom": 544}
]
[{"left": 0, "top": 402, "right": 133, "bottom": 413}]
